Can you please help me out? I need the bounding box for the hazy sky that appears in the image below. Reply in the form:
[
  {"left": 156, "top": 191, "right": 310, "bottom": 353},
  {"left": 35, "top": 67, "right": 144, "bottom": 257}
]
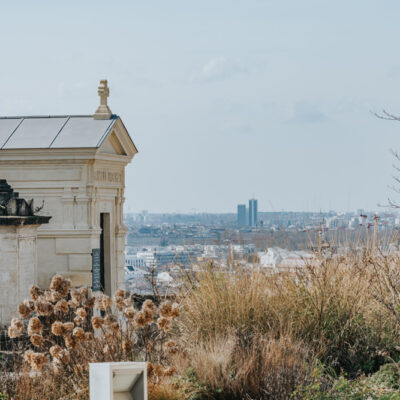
[{"left": 2, "top": 1, "right": 400, "bottom": 213}]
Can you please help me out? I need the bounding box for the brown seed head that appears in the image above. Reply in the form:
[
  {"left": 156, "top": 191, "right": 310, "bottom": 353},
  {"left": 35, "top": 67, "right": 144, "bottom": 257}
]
[
  {"left": 50, "top": 275, "right": 64, "bottom": 291},
  {"left": 143, "top": 308, "right": 154, "bottom": 324},
  {"left": 142, "top": 299, "right": 155, "bottom": 311},
  {"left": 11, "top": 318, "right": 24, "bottom": 332},
  {"left": 72, "top": 327, "right": 85, "bottom": 341},
  {"left": 159, "top": 301, "right": 172, "bottom": 318},
  {"left": 115, "top": 289, "right": 126, "bottom": 298},
  {"left": 64, "top": 334, "right": 76, "bottom": 349},
  {"left": 55, "top": 299, "right": 69, "bottom": 313},
  {"left": 51, "top": 321, "right": 64, "bottom": 336},
  {"left": 124, "top": 306, "right": 136, "bottom": 319},
  {"left": 17, "top": 303, "right": 31, "bottom": 319},
  {"left": 50, "top": 290, "right": 63, "bottom": 303},
  {"left": 74, "top": 316, "right": 84, "bottom": 326},
  {"left": 104, "top": 314, "right": 117, "bottom": 326},
  {"left": 8, "top": 327, "right": 21, "bottom": 338},
  {"left": 30, "top": 285, "right": 42, "bottom": 301},
  {"left": 91, "top": 316, "right": 104, "bottom": 330},
  {"left": 157, "top": 317, "right": 170, "bottom": 332},
  {"left": 63, "top": 322, "right": 74, "bottom": 333},
  {"left": 134, "top": 311, "right": 147, "bottom": 328},
  {"left": 111, "top": 322, "right": 120, "bottom": 333},
  {"left": 30, "top": 334, "right": 44, "bottom": 347},
  {"left": 28, "top": 317, "right": 42, "bottom": 335},
  {"left": 170, "top": 304, "right": 180, "bottom": 318},
  {"left": 35, "top": 300, "right": 54, "bottom": 316},
  {"left": 85, "top": 297, "right": 96, "bottom": 309},
  {"left": 29, "top": 352, "right": 47, "bottom": 371}
]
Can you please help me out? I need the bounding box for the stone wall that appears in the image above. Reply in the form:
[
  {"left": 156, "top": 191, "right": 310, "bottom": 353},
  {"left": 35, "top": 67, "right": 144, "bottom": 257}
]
[{"left": 0, "top": 224, "right": 39, "bottom": 324}]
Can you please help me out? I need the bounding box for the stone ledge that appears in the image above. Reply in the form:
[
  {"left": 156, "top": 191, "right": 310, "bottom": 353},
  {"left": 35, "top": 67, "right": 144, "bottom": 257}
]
[{"left": 0, "top": 216, "right": 52, "bottom": 226}]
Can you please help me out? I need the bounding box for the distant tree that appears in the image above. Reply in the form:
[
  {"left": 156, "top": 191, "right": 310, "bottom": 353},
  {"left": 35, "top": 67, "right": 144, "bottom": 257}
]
[{"left": 374, "top": 109, "right": 400, "bottom": 208}]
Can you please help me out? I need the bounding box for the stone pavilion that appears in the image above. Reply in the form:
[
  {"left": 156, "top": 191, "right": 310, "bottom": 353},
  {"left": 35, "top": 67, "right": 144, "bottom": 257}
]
[{"left": 0, "top": 80, "right": 138, "bottom": 297}]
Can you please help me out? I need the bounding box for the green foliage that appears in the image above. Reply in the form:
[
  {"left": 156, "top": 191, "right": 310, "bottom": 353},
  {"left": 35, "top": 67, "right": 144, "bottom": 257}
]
[{"left": 293, "top": 363, "right": 400, "bottom": 400}]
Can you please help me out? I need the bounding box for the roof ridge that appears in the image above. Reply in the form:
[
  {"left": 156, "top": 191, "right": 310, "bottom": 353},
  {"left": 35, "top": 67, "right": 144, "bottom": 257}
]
[{"left": 0, "top": 114, "right": 118, "bottom": 120}]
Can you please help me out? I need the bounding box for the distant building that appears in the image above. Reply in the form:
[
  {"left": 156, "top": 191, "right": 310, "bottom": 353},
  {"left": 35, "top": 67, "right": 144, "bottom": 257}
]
[
  {"left": 237, "top": 204, "right": 247, "bottom": 226},
  {"left": 249, "top": 199, "right": 258, "bottom": 227}
]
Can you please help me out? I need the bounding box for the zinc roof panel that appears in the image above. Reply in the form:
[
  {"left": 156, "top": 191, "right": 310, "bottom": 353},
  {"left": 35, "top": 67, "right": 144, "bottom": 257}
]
[
  {"left": 51, "top": 117, "right": 116, "bottom": 148},
  {"left": 4, "top": 117, "right": 68, "bottom": 149},
  {"left": 0, "top": 118, "right": 23, "bottom": 148}
]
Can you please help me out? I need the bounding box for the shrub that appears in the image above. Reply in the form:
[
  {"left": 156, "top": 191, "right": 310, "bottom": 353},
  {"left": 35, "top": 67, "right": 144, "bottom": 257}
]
[{"left": 0, "top": 276, "right": 180, "bottom": 400}]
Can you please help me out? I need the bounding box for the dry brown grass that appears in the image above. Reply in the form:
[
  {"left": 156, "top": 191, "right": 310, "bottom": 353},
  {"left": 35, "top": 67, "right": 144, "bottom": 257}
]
[{"left": 178, "top": 251, "right": 400, "bottom": 376}]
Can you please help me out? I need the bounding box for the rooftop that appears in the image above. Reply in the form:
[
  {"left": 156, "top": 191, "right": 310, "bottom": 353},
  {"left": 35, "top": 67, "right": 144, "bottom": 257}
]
[{"left": 0, "top": 114, "right": 119, "bottom": 149}]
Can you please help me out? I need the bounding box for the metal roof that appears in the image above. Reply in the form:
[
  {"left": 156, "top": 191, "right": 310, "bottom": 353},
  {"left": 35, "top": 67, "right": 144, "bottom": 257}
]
[{"left": 0, "top": 115, "right": 118, "bottom": 149}]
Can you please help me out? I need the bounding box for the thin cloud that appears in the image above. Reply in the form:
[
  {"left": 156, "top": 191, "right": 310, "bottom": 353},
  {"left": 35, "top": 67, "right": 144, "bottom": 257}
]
[
  {"left": 191, "top": 57, "right": 247, "bottom": 83},
  {"left": 287, "top": 102, "right": 328, "bottom": 124}
]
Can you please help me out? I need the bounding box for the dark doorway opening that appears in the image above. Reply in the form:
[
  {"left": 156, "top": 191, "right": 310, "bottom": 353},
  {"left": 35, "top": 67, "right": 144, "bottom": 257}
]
[{"left": 100, "top": 213, "right": 111, "bottom": 295}]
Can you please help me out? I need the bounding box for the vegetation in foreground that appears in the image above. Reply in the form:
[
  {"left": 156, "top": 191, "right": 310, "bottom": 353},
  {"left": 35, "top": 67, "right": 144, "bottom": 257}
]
[{"left": 3, "top": 244, "right": 400, "bottom": 398}]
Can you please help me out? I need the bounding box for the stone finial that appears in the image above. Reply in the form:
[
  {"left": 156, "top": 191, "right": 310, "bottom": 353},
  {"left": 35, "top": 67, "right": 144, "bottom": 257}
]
[{"left": 93, "top": 79, "right": 112, "bottom": 120}]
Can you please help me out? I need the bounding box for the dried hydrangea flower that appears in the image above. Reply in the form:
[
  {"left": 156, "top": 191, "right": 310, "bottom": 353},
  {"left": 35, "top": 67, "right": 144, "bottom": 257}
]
[
  {"left": 122, "top": 339, "right": 133, "bottom": 352},
  {"left": 64, "top": 335, "right": 76, "bottom": 349},
  {"left": 79, "top": 287, "right": 88, "bottom": 298},
  {"left": 157, "top": 317, "right": 170, "bottom": 332},
  {"left": 30, "top": 334, "right": 44, "bottom": 347},
  {"left": 49, "top": 345, "right": 63, "bottom": 358},
  {"left": 142, "top": 299, "right": 155, "bottom": 312},
  {"left": 51, "top": 321, "right": 64, "bottom": 336},
  {"left": 104, "top": 314, "right": 117, "bottom": 326},
  {"left": 170, "top": 303, "right": 180, "bottom": 318},
  {"left": 68, "top": 299, "right": 79, "bottom": 308},
  {"left": 143, "top": 308, "right": 154, "bottom": 324},
  {"left": 124, "top": 297, "right": 133, "bottom": 307},
  {"left": 30, "top": 285, "right": 42, "bottom": 301},
  {"left": 71, "top": 289, "right": 85, "bottom": 305},
  {"left": 55, "top": 299, "right": 69, "bottom": 313},
  {"left": 35, "top": 300, "right": 54, "bottom": 316},
  {"left": 85, "top": 297, "right": 95, "bottom": 309},
  {"left": 115, "top": 289, "right": 126, "bottom": 298},
  {"left": 28, "top": 317, "right": 42, "bottom": 335},
  {"left": 76, "top": 307, "right": 87, "bottom": 318},
  {"left": 50, "top": 290, "right": 63, "bottom": 303},
  {"left": 18, "top": 302, "right": 32, "bottom": 319},
  {"left": 165, "top": 340, "right": 178, "bottom": 354},
  {"left": 91, "top": 316, "right": 104, "bottom": 330},
  {"left": 24, "top": 350, "right": 34, "bottom": 363},
  {"left": 134, "top": 311, "right": 147, "bottom": 328},
  {"left": 11, "top": 318, "right": 24, "bottom": 333},
  {"left": 8, "top": 327, "right": 21, "bottom": 338},
  {"left": 29, "top": 352, "right": 47, "bottom": 371},
  {"left": 74, "top": 316, "right": 84, "bottom": 326},
  {"left": 63, "top": 322, "right": 74, "bottom": 333},
  {"left": 102, "top": 295, "right": 112, "bottom": 310},
  {"left": 50, "top": 275, "right": 64, "bottom": 291},
  {"left": 114, "top": 296, "right": 125, "bottom": 311},
  {"left": 111, "top": 322, "right": 120, "bottom": 333},
  {"left": 124, "top": 306, "right": 136, "bottom": 319},
  {"left": 159, "top": 301, "right": 172, "bottom": 318},
  {"left": 72, "top": 327, "right": 85, "bottom": 341},
  {"left": 85, "top": 332, "right": 94, "bottom": 341}
]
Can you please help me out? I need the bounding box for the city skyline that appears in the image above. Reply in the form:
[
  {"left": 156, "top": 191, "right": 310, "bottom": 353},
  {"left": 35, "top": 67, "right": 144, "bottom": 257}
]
[{"left": 2, "top": 1, "right": 400, "bottom": 213}]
